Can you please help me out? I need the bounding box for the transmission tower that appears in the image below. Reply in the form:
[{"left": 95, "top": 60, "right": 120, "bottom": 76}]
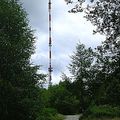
[{"left": 48, "top": 0, "right": 53, "bottom": 86}]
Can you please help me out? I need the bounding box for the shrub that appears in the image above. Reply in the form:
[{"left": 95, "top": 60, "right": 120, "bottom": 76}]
[
  {"left": 83, "top": 105, "right": 120, "bottom": 118},
  {"left": 36, "top": 108, "right": 64, "bottom": 120}
]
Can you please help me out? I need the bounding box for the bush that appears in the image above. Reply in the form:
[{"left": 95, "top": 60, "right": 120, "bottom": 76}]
[
  {"left": 83, "top": 105, "right": 120, "bottom": 118},
  {"left": 36, "top": 108, "right": 64, "bottom": 120}
]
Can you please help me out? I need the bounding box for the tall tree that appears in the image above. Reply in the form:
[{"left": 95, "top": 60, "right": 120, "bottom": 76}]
[
  {"left": 0, "top": 0, "right": 45, "bottom": 120},
  {"left": 83, "top": 0, "right": 120, "bottom": 105},
  {"left": 66, "top": 0, "right": 120, "bottom": 106},
  {"left": 69, "top": 43, "right": 94, "bottom": 111}
]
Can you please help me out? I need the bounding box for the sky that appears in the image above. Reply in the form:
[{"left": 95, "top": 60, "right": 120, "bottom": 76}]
[{"left": 20, "top": 0, "right": 105, "bottom": 84}]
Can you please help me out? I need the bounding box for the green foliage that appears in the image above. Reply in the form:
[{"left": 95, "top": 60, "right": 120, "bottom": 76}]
[
  {"left": 105, "top": 78, "right": 120, "bottom": 106},
  {"left": 0, "top": 0, "right": 45, "bottom": 120},
  {"left": 81, "top": 117, "right": 120, "bottom": 120},
  {"left": 65, "top": 0, "right": 120, "bottom": 118},
  {"left": 69, "top": 43, "right": 94, "bottom": 111},
  {"left": 49, "top": 84, "right": 79, "bottom": 114},
  {"left": 37, "top": 108, "right": 64, "bottom": 120},
  {"left": 66, "top": 0, "right": 120, "bottom": 41},
  {"left": 85, "top": 0, "right": 120, "bottom": 41},
  {"left": 84, "top": 105, "right": 120, "bottom": 118},
  {"left": 42, "top": 76, "right": 80, "bottom": 115}
]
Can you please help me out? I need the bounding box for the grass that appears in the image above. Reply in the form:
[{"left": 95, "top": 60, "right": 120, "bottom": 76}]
[
  {"left": 84, "top": 105, "right": 120, "bottom": 118},
  {"left": 80, "top": 105, "right": 120, "bottom": 120},
  {"left": 82, "top": 117, "right": 120, "bottom": 120},
  {"left": 37, "top": 108, "right": 64, "bottom": 120},
  {"left": 56, "top": 114, "right": 65, "bottom": 120}
]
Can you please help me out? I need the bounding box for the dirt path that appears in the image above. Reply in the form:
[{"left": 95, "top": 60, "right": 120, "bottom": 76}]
[{"left": 64, "top": 115, "right": 81, "bottom": 120}]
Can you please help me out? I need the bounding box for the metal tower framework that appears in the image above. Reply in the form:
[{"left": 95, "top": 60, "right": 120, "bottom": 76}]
[{"left": 48, "top": 0, "right": 53, "bottom": 86}]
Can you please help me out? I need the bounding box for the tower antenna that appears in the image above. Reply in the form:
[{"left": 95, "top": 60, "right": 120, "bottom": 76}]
[{"left": 48, "top": 0, "right": 53, "bottom": 86}]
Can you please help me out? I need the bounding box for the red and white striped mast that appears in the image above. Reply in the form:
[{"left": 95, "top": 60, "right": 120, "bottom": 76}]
[{"left": 48, "top": 0, "right": 53, "bottom": 86}]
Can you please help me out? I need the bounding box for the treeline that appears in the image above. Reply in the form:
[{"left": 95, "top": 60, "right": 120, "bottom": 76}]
[{"left": 45, "top": 39, "right": 120, "bottom": 118}]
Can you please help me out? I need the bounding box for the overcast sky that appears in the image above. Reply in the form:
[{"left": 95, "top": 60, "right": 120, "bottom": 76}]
[{"left": 20, "top": 0, "right": 105, "bottom": 84}]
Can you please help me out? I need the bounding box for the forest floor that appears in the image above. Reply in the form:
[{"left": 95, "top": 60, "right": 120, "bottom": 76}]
[{"left": 64, "top": 115, "right": 81, "bottom": 120}]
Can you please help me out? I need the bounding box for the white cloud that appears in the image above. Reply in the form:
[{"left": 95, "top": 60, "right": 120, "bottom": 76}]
[{"left": 21, "top": 0, "right": 105, "bottom": 84}]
